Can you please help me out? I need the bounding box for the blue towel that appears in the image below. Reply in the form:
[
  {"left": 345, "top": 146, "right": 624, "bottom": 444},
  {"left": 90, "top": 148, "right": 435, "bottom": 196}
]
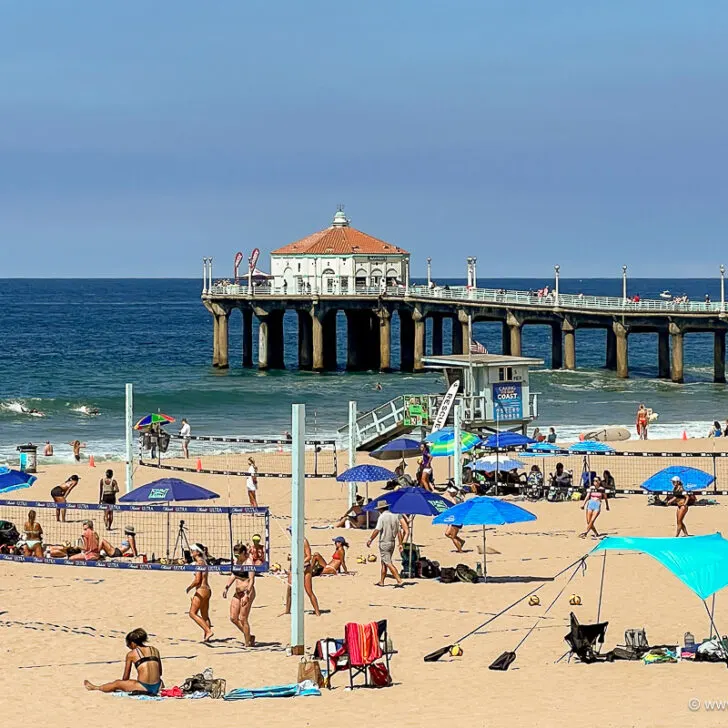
[{"left": 224, "top": 682, "right": 321, "bottom": 701}]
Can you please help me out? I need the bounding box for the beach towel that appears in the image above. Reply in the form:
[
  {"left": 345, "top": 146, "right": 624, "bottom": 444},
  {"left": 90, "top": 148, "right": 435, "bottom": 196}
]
[
  {"left": 345, "top": 622, "right": 382, "bottom": 666},
  {"left": 223, "top": 681, "right": 321, "bottom": 701}
]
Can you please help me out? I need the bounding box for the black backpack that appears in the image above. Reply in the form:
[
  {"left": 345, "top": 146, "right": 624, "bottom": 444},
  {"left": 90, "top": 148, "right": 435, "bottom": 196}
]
[
  {"left": 456, "top": 563, "right": 479, "bottom": 583},
  {"left": 440, "top": 567, "right": 458, "bottom": 583},
  {"left": 0, "top": 521, "right": 19, "bottom": 547},
  {"left": 416, "top": 558, "right": 441, "bottom": 579}
]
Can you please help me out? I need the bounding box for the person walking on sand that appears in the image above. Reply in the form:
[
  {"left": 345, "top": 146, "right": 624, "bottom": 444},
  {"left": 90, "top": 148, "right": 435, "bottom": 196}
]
[
  {"left": 579, "top": 475, "right": 609, "bottom": 539},
  {"left": 636, "top": 404, "right": 649, "bottom": 440},
  {"left": 367, "top": 501, "right": 404, "bottom": 587},
  {"left": 99, "top": 469, "right": 119, "bottom": 530},
  {"left": 667, "top": 475, "right": 693, "bottom": 536},
  {"left": 224, "top": 543, "right": 256, "bottom": 646},
  {"left": 186, "top": 544, "right": 213, "bottom": 642},
  {"left": 179, "top": 418, "right": 191, "bottom": 458},
  {"left": 84, "top": 628, "right": 163, "bottom": 695},
  {"left": 246, "top": 457, "right": 259, "bottom": 507},
  {"left": 50, "top": 474, "right": 79, "bottom": 522},
  {"left": 283, "top": 527, "right": 322, "bottom": 616}
]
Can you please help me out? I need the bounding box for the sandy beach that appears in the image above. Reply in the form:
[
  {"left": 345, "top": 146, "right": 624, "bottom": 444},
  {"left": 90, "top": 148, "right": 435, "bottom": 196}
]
[{"left": 4, "top": 437, "right": 728, "bottom": 727}]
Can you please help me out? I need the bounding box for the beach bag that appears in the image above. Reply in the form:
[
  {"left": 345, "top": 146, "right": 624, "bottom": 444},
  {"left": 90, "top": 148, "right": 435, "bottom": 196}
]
[
  {"left": 0, "top": 521, "right": 19, "bottom": 546},
  {"left": 297, "top": 658, "right": 324, "bottom": 688},
  {"left": 416, "top": 558, "right": 440, "bottom": 579},
  {"left": 440, "top": 567, "right": 458, "bottom": 583},
  {"left": 489, "top": 651, "right": 517, "bottom": 671},
  {"left": 368, "top": 662, "right": 392, "bottom": 687},
  {"left": 456, "top": 563, "right": 479, "bottom": 584}
]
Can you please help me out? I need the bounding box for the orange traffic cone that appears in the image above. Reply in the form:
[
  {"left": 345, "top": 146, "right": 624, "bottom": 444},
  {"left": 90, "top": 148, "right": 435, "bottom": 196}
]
[
  {"left": 196, "top": 458, "right": 202, "bottom": 472},
  {"left": 682, "top": 430, "right": 688, "bottom": 441},
  {"left": 89, "top": 454, "right": 95, "bottom": 468}
]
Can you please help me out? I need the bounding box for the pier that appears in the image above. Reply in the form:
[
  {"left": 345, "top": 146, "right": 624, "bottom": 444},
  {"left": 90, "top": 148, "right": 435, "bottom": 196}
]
[{"left": 201, "top": 282, "right": 728, "bottom": 383}]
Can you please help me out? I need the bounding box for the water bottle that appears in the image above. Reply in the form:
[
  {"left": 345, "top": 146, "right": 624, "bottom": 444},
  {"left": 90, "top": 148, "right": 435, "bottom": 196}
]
[
  {"left": 684, "top": 631, "right": 695, "bottom": 648},
  {"left": 476, "top": 563, "right": 483, "bottom": 579},
  {"left": 203, "top": 667, "right": 214, "bottom": 680}
]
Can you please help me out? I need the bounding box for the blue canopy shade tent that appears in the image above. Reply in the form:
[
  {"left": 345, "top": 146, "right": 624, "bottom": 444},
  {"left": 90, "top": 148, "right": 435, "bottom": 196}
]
[
  {"left": 641, "top": 466, "right": 714, "bottom": 493},
  {"left": 591, "top": 534, "right": 728, "bottom": 650},
  {"left": 0, "top": 466, "right": 37, "bottom": 495},
  {"left": 433, "top": 496, "right": 537, "bottom": 577}
]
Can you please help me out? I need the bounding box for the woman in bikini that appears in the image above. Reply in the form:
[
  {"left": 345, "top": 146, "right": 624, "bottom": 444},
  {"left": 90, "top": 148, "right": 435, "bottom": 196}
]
[
  {"left": 283, "top": 529, "right": 322, "bottom": 616},
  {"left": 311, "top": 536, "right": 349, "bottom": 575},
  {"left": 250, "top": 533, "right": 265, "bottom": 564},
  {"left": 50, "top": 474, "right": 79, "bottom": 522},
  {"left": 636, "top": 404, "right": 649, "bottom": 440},
  {"left": 84, "top": 627, "right": 163, "bottom": 695},
  {"left": 580, "top": 476, "right": 609, "bottom": 539},
  {"left": 186, "top": 544, "right": 213, "bottom": 642},
  {"left": 223, "top": 543, "right": 256, "bottom": 646},
  {"left": 666, "top": 476, "right": 693, "bottom": 536},
  {"left": 23, "top": 510, "right": 44, "bottom": 558}
]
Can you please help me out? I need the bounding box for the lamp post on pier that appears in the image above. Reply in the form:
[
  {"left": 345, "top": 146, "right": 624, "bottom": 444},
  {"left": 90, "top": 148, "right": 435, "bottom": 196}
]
[
  {"left": 427, "top": 257, "right": 432, "bottom": 288},
  {"left": 721, "top": 264, "right": 725, "bottom": 312},
  {"left": 202, "top": 257, "right": 209, "bottom": 294},
  {"left": 472, "top": 257, "right": 478, "bottom": 289},
  {"left": 466, "top": 257, "right": 474, "bottom": 288},
  {"left": 554, "top": 264, "right": 560, "bottom": 305},
  {"left": 622, "top": 265, "right": 628, "bottom": 302}
]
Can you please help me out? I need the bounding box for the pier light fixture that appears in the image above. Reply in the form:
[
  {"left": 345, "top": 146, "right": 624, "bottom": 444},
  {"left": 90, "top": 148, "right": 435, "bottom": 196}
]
[
  {"left": 472, "top": 257, "right": 477, "bottom": 289},
  {"left": 427, "top": 257, "right": 432, "bottom": 288},
  {"left": 721, "top": 264, "right": 725, "bottom": 311},
  {"left": 622, "top": 265, "right": 628, "bottom": 302},
  {"left": 202, "top": 257, "right": 209, "bottom": 294},
  {"left": 466, "top": 256, "right": 475, "bottom": 288},
  {"left": 554, "top": 265, "right": 560, "bottom": 303}
]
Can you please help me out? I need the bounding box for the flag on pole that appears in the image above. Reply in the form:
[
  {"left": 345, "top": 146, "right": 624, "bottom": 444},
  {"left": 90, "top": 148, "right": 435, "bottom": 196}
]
[{"left": 470, "top": 340, "right": 487, "bottom": 354}]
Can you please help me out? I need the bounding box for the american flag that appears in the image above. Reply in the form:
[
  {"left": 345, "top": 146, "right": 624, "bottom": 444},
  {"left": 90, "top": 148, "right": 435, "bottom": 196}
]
[{"left": 470, "top": 340, "right": 487, "bottom": 354}]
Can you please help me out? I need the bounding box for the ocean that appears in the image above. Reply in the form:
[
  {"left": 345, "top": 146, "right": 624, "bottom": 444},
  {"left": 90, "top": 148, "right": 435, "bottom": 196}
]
[{"left": 1, "top": 277, "right": 727, "bottom": 464}]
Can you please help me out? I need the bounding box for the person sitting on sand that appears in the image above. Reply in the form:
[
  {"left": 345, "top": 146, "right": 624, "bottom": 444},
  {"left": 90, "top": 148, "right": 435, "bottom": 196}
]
[
  {"left": 224, "top": 542, "right": 256, "bottom": 646},
  {"left": 283, "top": 527, "right": 322, "bottom": 616},
  {"left": 334, "top": 494, "right": 368, "bottom": 528},
  {"left": 50, "top": 475, "right": 79, "bottom": 522},
  {"left": 550, "top": 462, "right": 572, "bottom": 488},
  {"left": 311, "top": 536, "right": 349, "bottom": 575},
  {"left": 22, "top": 510, "right": 44, "bottom": 558},
  {"left": 602, "top": 470, "right": 615, "bottom": 491},
  {"left": 249, "top": 533, "right": 265, "bottom": 564},
  {"left": 580, "top": 476, "right": 609, "bottom": 539},
  {"left": 667, "top": 475, "right": 694, "bottom": 537},
  {"left": 709, "top": 421, "right": 723, "bottom": 438},
  {"left": 69, "top": 520, "right": 116, "bottom": 562},
  {"left": 186, "top": 544, "right": 213, "bottom": 642},
  {"left": 547, "top": 427, "right": 557, "bottom": 444},
  {"left": 119, "top": 526, "right": 138, "bottom": 556},
  {"left": 84, "top": 627, "right": 163, "bottom": 695},
  {"left": 43, "top": 441, "right": 53, "bottom": 457}
]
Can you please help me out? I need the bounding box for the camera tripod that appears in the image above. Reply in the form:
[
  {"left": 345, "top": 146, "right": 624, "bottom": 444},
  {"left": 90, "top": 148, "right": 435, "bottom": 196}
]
[{"left": 172, "top": 519, "right": 192, "bottom": 562}]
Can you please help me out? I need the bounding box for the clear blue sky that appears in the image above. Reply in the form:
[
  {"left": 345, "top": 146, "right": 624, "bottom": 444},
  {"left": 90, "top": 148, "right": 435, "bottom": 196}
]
[{"left": 2, "top": 1, "right": 727, "bottom": 278}]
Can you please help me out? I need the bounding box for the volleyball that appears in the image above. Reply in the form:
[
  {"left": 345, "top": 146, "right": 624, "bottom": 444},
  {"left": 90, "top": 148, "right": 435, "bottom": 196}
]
[
  {"left": 356, "top": 555, "right": 366, "bottom": 564},
  {"left": 528, "top": 595, "right": 540, "bottom": 606},
  {"left": 367, "top": 554, "right": 377, "bottom": 562},
  {"left": 449, "top": 644, "right": 464, "bottom": 657},
  {"left": 569, "top": 594, "right": 582, "bottom": 606}
]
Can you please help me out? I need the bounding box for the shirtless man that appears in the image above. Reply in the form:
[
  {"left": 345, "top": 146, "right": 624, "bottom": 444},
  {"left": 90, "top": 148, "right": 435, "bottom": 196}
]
[{"left": 43, "top": 441, "right": 54, "bottom": 457}]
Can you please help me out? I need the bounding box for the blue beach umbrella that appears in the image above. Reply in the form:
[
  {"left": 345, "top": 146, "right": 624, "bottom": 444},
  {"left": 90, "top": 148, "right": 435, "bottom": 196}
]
[
  {"left": 119, "top": 478, "right": 219, "bottom": 502},
  {"left": 523, "top": 442, "right": 569, "bottom": 456},
  {"left": 483, "top": 432, "right": 535, "bottom": 450},
  {"left": 568, "top": 441, "right": 615, "bottom": 454},
  {"left": 433, "top": 496, "right": 537, "bottom": 577},
  {"left": 336, "top": 464, "right": 396, "bottom": 483},
  {"left": 641, "top": 466, "right": 714, "bottom": 493},
  {"left": 371, "top": 438, "right": 422, "bottom": 462},
  {"left": 0, "top": 466, "right": 37, "bottom": 495}
]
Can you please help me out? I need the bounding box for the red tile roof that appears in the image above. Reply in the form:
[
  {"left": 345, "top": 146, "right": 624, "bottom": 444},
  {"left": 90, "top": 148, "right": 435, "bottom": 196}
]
[{"left": 272, "top": 225, "right": 409, "bottom": 256}]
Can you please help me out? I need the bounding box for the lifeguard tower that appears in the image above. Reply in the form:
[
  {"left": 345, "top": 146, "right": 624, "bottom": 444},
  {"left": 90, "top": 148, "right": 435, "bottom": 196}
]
[{"left": 421, "top": 353, "right": 543, "bottom": 434}]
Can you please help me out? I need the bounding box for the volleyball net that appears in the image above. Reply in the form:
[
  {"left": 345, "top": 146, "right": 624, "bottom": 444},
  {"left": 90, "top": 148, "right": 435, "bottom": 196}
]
[
  {"left": 138, "top": 433, "right": 338, "bottom": 478},
  {"left": 0, "top": 499, "right": 269, "bottom": 572}
]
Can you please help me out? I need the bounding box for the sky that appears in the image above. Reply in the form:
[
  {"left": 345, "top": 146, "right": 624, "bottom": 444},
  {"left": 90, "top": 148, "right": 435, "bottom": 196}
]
[{"left": 1, "top": 1, "right": 728, "bottom": 278}]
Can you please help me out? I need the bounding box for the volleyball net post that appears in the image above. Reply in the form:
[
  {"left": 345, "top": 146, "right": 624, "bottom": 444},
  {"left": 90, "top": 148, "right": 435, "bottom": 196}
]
[
  {"left": 290, "top": 403, "right": 306, "bottom": 655},
  {"left": 125, "top": 383, "right": 133, "bottom": 494}
]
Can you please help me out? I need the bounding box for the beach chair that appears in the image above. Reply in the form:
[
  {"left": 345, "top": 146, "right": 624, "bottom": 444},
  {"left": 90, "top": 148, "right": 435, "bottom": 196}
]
[
  {"left": 557, "top": 612, "right": 609, "bottom": 664},
  {"left": 315, "top": 620, "right": 393, "bottom": 689}
]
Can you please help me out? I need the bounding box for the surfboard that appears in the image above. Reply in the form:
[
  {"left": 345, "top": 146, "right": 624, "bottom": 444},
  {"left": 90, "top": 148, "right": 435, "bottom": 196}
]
[
  {"left": 581, "top": 426, "right": 631, "bottom": 442},
  {"left": 431, "top": 380, "right": 460, "bottom": 433}
]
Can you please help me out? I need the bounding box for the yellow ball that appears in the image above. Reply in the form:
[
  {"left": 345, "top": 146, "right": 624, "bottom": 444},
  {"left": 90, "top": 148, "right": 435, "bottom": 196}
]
[
  {"left": 449, "top": 644, "right": 464, "bottom": 657},
  {"left": 528, "top": 595, "right": 541, "bottom": 606}
]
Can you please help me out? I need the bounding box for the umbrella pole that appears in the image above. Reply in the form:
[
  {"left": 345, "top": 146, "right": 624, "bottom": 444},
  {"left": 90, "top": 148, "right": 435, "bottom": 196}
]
[
  {"left": 409, "top": 516, "right": 415, "bottom": 577},
  {"left": 482, "top": 525, "right": 487, "bottom": 581},
  {"left": 166, "top": 511, "right": 170, "bottom": 559},
  {"left": 702, "top": 599, "right": 728, "bottom": 665}
]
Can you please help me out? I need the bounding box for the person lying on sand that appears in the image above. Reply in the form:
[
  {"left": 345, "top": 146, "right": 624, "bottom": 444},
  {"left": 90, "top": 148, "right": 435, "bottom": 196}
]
[
  {"left": 84, "top": 628, "right": 163, "bottom": 695},
  {"left": 311, "top": 536, "right": 349, "bottom": 574}
]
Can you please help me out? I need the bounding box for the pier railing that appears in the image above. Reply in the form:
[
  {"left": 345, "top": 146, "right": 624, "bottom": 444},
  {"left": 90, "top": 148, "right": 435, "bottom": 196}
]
[{"left": 207, "top": 282, "right": 726, "bottom": 315}]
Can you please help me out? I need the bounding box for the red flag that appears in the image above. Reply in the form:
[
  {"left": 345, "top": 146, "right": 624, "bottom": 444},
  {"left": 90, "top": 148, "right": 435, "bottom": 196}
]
[{"left": 233, "top": 251, "right": 244, "bottom": 279}]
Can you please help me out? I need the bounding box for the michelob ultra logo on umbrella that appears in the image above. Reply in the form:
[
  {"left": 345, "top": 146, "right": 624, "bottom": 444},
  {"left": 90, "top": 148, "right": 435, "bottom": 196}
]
[{"left": 149, "top": 488, "right": 170, "bottom": 500}]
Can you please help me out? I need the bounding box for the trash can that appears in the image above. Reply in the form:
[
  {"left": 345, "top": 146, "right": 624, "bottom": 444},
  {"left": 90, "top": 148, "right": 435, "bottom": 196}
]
[{"left": 17, "top": 443, "right": 38, "bottom": 474}]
